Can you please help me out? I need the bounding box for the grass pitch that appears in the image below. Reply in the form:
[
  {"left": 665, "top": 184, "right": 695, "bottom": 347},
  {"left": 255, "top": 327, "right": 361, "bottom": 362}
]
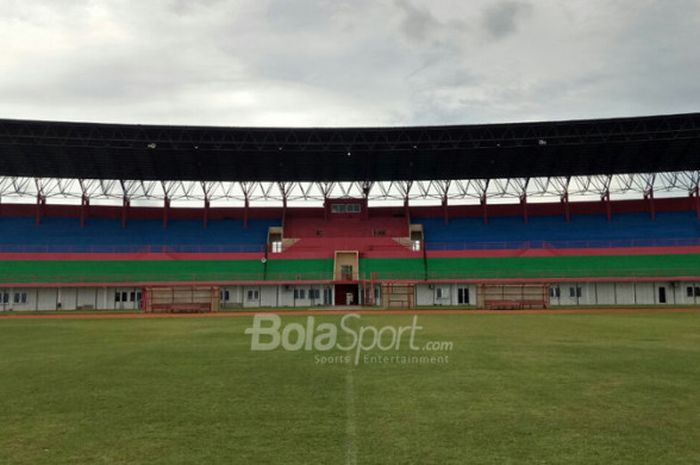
[{"left": 1, "top": 311, "right": 699, "bottom": 465}]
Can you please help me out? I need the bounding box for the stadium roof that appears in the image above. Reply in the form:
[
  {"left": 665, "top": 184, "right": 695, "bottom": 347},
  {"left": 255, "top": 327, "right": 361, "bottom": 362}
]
[{"left": 1, "top": 113, "right": 699, "bottom": 182}]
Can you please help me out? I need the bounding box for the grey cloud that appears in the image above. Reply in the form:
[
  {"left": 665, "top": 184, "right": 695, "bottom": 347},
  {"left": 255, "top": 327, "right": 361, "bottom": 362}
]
[
  {"left": 482, "top": 1, "right": 533, "bottom": 39},
  {"left": 168, "top": 0, "right": 228, "bottom": 15},
  {"left": 0, "top": 0, "right": 698, "bottom": 127},
  {"left": 394, "top": 0, "right": 469, "bottom": 46},
  {"left": 395, "top": 0, "right": 441, "bottom": 43},
  {"left": 264, "top": 0, "right": 355, "bottom": 32}
]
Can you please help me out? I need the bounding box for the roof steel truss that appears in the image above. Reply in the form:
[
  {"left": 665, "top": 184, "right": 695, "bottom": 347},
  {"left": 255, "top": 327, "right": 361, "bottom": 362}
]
[{"left": 1, "top": 171, "right": 698, "bottom": 205}]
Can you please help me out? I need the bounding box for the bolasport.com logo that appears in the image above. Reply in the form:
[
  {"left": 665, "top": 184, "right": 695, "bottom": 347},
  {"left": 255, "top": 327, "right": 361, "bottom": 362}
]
[{"left": 244, "top": 313, "right": 453, "bottom": 366}]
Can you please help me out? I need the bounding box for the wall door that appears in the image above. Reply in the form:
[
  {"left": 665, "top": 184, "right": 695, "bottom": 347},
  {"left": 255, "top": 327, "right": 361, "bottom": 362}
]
[
  {"left": 658, "top": 286, "right": 667, "bottom": 304},
  {"left": 114, "top": 289, "right": 140, "bottom": 310},
  {"left": 457, "top": 287, "right": 470, "bottom": 305},
  {"left": 0, "top": 289, "right": 9, "bottom": 311},
  {"left": 114, "top": 289, "right": 127, "bottom": 310}
]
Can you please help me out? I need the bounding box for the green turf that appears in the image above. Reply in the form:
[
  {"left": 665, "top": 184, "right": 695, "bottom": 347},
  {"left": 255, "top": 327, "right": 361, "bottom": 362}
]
[{"left": 1, "top": 312, "right": 699, "bottom": 464}]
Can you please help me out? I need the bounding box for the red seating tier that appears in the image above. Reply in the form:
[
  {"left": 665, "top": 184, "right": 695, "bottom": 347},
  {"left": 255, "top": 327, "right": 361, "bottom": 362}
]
[
  {"left": 283, "top": 216, "right": 408, "bottom": 238},
  {"left": 276, "top": 237, "right": 420, "bottom": 258}
]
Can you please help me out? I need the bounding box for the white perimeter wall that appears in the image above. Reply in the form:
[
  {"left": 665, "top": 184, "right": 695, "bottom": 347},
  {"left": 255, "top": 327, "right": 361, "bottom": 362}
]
[
  {"left": 0, "top": 287, "right": 142, "bottom": 311},
  {"left": 415, "top": 283, "right": 478, "bottom": 306},
  {"left": 548, "top": 281, "right": 699, "bottom": 306},
  {"left": 219, "top": 284, "right": 333, "bottom": 308},
  {"left": 1, "top": 281, "right": 699, "bottom": 311}
]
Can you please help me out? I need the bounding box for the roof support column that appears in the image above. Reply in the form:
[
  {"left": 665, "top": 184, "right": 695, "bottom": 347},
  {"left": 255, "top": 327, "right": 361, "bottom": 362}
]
[
  {"left": 120, "top": 181, "right": 130, "bottom": 229},
  {"left": 692, "top": 185, "right": 700, "bottom": 219},
  {"left": 519, "top": 178, "right": 530, "bottom": 224},
  {"left": 243, "top": 196, "right": 249, "bottom": 228},
  {"left": 361, "top": 182, "right": 373, "bottom": 220},
  {"left": 436, "top": 180, "right": 451, "bottom": 225},
  {"left": 479, "top": 179, "right": 490, "bottom": 225},
  {"left": 161, "top": 181, "right": 175, "bottom": 229},
  {"left": 399, "top": 181, "right": 413, "bottom": 224},
  {"left": 34, "top": 179, "right": 45, "bottom": 226},
  {"left": 645, "top": 188, "right": 655, "bottom": 220},
  {"left": 201, "top": 182, "right": 211, "bottom": 228},
  {"left": 239, "top": 182, "right": 253, "bottom": 228},
  {"left": 642, "top": 174, "right": 656, "bottom": 221},
  {"left": 78, "top": 179, "right": 89, "bottom": 228},
  {"left": 602, "top": 190, "right": 611, "bottom": 222},
  {"left": 318, "top": 183, "right": 333, "bottom": 222},
  {"left": 203, "top": 197, "right": 210, "bottom": 228},
  {"left": 35, "top": 192, "right": 45, "bottom": 226},
  {"left": 80, "top": 194, "right": 89, "bottom": 228},
  {"left": 442, "top": 195, "right": 449, "bottom": 225},
  {"left": 595, "top": 175, "right": 613, "bottom": 222},
  {"left": 163, "top": 195, "right": 170, "bottom": 228},
  {"left": 121, "top": 196, "right": 130, "bottom": 228},
  {"left": 361, "top": 182, "right": 372, "bottom": 196},
  {"left": 278, "top": 182, "right": 289, "bottom": 228},
  {"left": 560, "top": 177, "right": 571, "bottom": 222}
]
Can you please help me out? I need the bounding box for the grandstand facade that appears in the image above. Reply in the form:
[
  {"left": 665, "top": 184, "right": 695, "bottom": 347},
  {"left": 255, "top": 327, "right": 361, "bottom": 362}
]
[{"left": 1, "top": 114, "right": 699, "bottom": 311}]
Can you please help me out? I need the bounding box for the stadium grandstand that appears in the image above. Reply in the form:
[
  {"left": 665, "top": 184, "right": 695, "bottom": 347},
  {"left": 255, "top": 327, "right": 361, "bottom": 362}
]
[{"left": 0, "top": 113, "right": 699, "bottom": 311}]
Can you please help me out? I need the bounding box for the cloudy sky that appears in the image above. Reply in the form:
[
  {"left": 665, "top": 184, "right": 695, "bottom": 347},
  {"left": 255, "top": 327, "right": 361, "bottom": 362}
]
[{"left": 1, "top": 0, "right": 699, "bottom": 127}]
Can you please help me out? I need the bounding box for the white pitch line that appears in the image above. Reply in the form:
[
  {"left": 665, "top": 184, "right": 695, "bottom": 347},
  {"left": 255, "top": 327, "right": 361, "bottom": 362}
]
[{"left": 345, "top": 369, "right": 358, "bottom": 465}]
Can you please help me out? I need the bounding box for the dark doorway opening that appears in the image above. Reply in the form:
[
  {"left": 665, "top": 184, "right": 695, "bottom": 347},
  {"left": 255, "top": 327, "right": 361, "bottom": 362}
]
[
  {"left": 457, "top": 287, "right": 470, "bottom": 305},
  {"left": 335, "top": 284, "right": 359, "bottom": 306}
]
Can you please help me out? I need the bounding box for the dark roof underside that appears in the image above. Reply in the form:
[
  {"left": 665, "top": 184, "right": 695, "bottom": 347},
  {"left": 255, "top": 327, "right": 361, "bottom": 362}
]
[{"left": 1, "top": 113, "right": 699, "bottom": 182}]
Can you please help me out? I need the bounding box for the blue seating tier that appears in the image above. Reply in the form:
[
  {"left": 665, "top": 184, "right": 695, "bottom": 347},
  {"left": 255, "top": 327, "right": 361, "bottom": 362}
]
[
  {"left": 422, "top": 212, "right": 700, "bottom": 250},
  {"left": 0, "top": 217, "right": 279, "bottom": 253}
]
